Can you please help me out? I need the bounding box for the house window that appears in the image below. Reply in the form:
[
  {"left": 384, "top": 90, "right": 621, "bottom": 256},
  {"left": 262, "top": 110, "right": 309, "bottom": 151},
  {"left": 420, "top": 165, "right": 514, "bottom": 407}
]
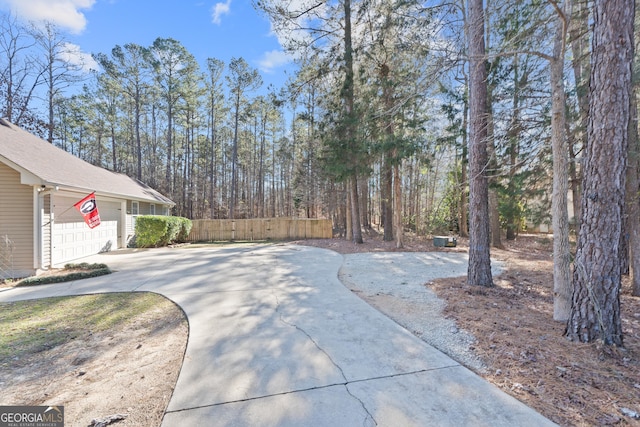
[
  {"left": 150, "top": 204, "right": 156, "bottom": 215},
  {"left": 132, "top": 201, "right": 139, "bottom": 216}
]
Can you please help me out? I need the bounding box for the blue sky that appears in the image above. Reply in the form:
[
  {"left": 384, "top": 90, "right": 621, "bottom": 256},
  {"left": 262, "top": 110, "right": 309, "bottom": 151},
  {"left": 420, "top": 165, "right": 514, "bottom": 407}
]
[{"left": 0, "top": 0, "right": 294, "bottom": 90}]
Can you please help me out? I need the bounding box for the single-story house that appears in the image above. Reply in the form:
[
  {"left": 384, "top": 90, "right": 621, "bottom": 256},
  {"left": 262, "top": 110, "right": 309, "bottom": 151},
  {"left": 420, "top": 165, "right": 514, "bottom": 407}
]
[{"left": 0, "top": 118, "right": 174, "bottom": 278}]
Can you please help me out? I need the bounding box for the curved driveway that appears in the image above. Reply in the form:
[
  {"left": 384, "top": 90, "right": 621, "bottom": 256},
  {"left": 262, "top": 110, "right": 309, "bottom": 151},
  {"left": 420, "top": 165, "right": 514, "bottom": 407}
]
[{"left": 0, "top": 244, "right": 556, "bottom": 427}]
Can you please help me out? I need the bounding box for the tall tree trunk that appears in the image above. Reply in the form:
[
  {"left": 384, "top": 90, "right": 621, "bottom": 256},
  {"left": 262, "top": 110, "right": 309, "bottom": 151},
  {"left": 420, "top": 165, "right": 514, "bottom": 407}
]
[
  {"left": 488, "top": 189, "right": 502, "bottom": 247},
  {"left": 307, "top": 93, "right": 316, "bottom": 218},
  {"left": 484, "top": 0, "right": 501, "bottom": 250},
  {"left": 271, "top": 136, "right": 276, "bottom": 217},
  {"left": 259, "top": 116, "right": 266, "bottom": 218},
  {"left": 486, "top": 123, "right": 502, "bottom": 248},
  {"left": 111, "top": 125, "right": 117, "bottom": 171},
  {"left": 466, "top": 0, "right": 493, "bottom": 287},
  {"left": 505, "top": 53, "right": 521, "bottom": 241},
  {"left": 459, "top": 89, "right": 469, "bottom": 238},
  {"left": 566, "top": 0, "right": 634, "bottom": 346},
  {"left": 210, "top": 102, "right": 218, "bottom": 219},
  {"left": 350, "top": 174, "right": 363, "bottom": 243},
  {"left": 47, "top": 42, "right": 54, "bottom": 144},
  {"left": 394, "top": 158, "right": 403, "bottom": 248},
  {"left": 627, "top": 89, "right": 640, "bottom": 297},
  {"left": 166, "top": 102, "right": 173, "bottom": 194},
  {"left": 567, "top": 128, "right": 582, "bottom": 226},
  {"left": 360, "top": 177, "right": 369, "bottom": 228},
  {"left": 381, "top": 63, "right": 394, "bottom": 241},
  {"left": 230, "top": 90, "right": 240, "bottom": 219},
  {"left": 343, "top": 0, "right": 363, "bottom": 244},
  {"left": 135, "top": 88, "right": 142, "bottom": 181},
  {"left": 414, "top": 159, "right": 422, "bottom": 235},
  {"left": 550, "top": 4, "right": 571, "bottom": 321},
  {"left": 567, "top": 0, "right": 590, "bottom": 227},
  {"left": 485, "top": 81, "right": 502, "bottom": 248},
  {"left": 346, "top": 188, "right": 352, "bottom": 241},
  {"left": 382, "top": 154, "right": 393, "bottom": 240}
]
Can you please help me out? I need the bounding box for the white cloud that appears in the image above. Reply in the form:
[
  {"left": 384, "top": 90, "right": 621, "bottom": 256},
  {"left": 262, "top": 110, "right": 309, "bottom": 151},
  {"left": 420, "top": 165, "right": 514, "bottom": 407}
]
[
  {"left": 59, "top": 42, "right": 99, "bottom": 73},
  {"left": 0, "top": 0, "right": 95, "bottom": 34},
  {"left": 257, "top": 50, "right": 291, "bottom": 73},
  {"left": 211, "top": 0, "right": 231, "bottom": 25}
]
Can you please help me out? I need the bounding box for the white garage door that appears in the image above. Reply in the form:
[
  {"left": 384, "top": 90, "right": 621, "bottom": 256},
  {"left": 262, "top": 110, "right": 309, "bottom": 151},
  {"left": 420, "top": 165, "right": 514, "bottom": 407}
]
[{"left": 51, "top": 196, "right": 121, "bottom": 265}]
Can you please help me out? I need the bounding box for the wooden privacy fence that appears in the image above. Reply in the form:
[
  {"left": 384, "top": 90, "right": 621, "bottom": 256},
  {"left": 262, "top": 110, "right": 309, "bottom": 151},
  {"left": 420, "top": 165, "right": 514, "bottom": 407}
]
[{"left": 187, "top": 218, "right": 333, "bottom": 242}]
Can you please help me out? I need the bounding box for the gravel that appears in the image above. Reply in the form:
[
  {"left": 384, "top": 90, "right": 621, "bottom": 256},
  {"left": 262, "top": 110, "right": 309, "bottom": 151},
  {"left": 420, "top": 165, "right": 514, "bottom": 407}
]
[{"left": 338, "top": 252, "right": 503, "bottom": 373}]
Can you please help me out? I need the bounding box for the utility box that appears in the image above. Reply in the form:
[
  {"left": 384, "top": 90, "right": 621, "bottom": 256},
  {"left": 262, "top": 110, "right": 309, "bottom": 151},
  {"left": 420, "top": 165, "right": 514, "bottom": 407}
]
[{"left": 433, "top": 236, "right": 457, "bottom": 247}]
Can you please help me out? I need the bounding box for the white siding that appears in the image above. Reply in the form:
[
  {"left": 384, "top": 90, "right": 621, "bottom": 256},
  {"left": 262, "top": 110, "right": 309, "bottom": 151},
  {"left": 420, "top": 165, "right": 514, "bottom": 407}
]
[{"left": 42, "top": 194, "right": 51, "bottom": 268}]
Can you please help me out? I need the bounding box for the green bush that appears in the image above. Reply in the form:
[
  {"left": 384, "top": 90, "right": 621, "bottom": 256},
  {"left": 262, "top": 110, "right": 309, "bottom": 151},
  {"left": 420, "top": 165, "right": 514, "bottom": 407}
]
[
  {"left": 134, "top": 215, "right": 192, "bottom": 247},
  {"left": 162, "top": 217, "right": 181, "bottom": 246},
  {"left": 135, "top": 216, "right": 169, "bottom": 248},
  {"left": 176, "top": 217, "right": 193, "bottom": 243},
  {"left": 17, "top": 263, "right": 111, "bottom": 286},
  {"left": 64, "top": 262, "right": 109, "bottom": 270}
]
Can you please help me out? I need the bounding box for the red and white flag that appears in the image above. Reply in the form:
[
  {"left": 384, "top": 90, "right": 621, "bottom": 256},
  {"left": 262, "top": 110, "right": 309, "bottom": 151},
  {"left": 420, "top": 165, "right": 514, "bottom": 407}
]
[{"left": 74, "top": 192, "right": 101, "bottom": 229}]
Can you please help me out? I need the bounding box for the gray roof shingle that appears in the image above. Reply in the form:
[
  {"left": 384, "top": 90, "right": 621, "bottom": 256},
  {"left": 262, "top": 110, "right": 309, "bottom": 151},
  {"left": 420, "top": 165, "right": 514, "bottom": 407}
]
[{"left": 0, "top": 119, "right": 174, "bottom": 205}]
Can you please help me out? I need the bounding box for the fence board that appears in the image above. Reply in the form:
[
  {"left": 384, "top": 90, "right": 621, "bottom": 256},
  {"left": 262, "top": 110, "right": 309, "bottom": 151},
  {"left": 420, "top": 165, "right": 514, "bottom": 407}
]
[{"left": 188, "top": 218, "right": 332, "bottom": 242}]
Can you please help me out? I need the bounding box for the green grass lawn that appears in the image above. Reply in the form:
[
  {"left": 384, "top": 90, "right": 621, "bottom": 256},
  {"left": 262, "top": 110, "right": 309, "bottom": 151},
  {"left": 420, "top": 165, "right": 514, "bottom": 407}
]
[{"left": 0, "top": 293, "right": 174, "bottom": 365}]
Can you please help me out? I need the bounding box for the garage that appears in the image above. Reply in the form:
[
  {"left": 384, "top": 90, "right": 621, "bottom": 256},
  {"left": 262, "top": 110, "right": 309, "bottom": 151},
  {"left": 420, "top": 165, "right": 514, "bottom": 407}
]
[{"left": 51, "top": 196, "right": 121, "bottom": 266}]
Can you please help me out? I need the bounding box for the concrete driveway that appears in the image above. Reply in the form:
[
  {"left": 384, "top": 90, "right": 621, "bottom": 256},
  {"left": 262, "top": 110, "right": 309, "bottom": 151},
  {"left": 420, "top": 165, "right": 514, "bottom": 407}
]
[{"left": 0, "top": 244, "right": 556, "bottom": 426}]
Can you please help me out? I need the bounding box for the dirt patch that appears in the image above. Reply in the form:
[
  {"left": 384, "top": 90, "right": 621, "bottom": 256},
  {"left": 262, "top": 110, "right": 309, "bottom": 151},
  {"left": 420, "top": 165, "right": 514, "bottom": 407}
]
[
  {"left": 0, "top": 293, "right": 188, "bottom": 427},
  {"left": 297, "top": 233, "right": 640, "bottom": 427}
]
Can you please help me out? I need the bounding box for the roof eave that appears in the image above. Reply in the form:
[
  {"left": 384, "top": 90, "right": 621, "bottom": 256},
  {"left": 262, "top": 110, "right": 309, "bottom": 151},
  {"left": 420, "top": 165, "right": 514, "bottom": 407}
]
[
  {"left": 35, "top": 182, "right": 175, "bottom": 206},
  {"left": 0, "top": 155, "right": 45, "bottom": 186}
]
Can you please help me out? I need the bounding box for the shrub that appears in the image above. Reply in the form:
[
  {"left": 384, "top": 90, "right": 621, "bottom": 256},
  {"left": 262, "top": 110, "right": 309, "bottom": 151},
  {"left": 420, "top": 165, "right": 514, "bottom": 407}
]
[
  {"left": 18, "top": 263, "right": 111, "bottom": 286},
  {"left": 134, "top": 215, "right": 192, "bottom": 247},
  {"left": 135, "top": 216, "right": 169, "bottom": 248},
  {"left": 176, "top": 217, "right": 193, "bottom": 243},
  {"left": 162, "top": 216, "right": 181, "bottom": 246}
]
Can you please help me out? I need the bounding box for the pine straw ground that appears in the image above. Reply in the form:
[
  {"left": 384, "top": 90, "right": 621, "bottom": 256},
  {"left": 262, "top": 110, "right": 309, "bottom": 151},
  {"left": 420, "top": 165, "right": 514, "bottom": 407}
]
[{"left": 298, "top": 233, "right": 640, "bottom": 427}]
